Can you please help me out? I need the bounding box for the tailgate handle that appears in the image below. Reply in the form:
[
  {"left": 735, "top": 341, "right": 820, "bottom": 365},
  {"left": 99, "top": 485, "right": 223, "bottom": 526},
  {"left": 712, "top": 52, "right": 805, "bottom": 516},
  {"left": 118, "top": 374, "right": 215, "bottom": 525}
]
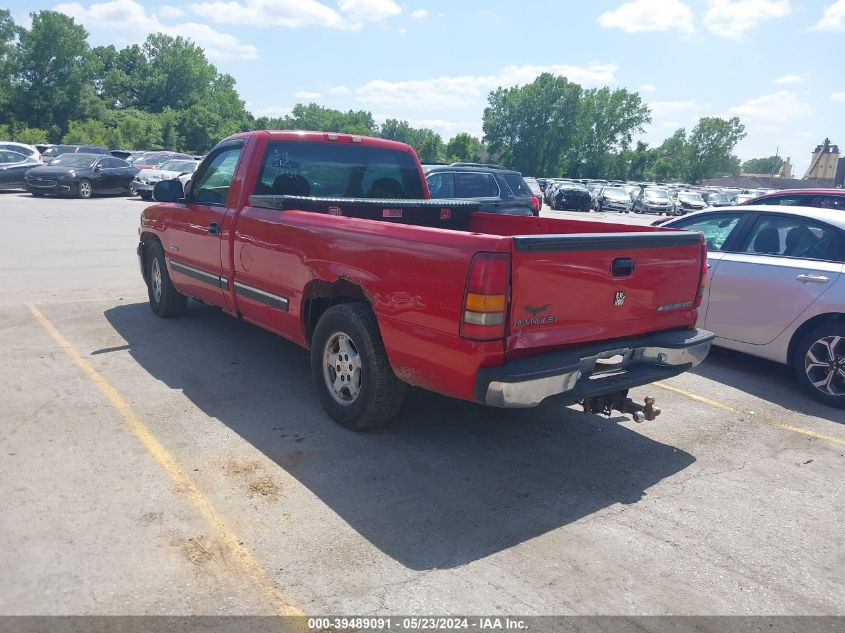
[{"left": 612, "top": 257, "right": 636, "bottom": 277}]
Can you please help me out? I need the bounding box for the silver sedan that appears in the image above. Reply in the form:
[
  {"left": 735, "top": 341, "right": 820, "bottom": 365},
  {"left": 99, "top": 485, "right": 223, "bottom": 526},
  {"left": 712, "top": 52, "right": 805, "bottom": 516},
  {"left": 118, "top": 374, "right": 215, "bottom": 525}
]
[{"left": 660, "top": 205, "right": 845, "bottom": 408}]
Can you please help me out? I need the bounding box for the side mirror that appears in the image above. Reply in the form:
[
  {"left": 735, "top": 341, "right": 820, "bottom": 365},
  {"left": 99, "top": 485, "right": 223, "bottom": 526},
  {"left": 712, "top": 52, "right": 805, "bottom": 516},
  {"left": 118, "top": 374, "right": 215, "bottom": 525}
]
[{"left": 153, "top": 179, "right": 184, "bottom": 202}]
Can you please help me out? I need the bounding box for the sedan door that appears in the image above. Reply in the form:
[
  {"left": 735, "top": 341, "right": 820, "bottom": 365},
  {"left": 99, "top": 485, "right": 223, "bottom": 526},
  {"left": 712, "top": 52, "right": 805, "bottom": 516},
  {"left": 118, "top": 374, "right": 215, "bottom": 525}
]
[
  {"left": 703, "top": 213, "right": 844, "bottom": 345},
  {"left": 0, "top": 151, "right": 35, "bottom": 188}
]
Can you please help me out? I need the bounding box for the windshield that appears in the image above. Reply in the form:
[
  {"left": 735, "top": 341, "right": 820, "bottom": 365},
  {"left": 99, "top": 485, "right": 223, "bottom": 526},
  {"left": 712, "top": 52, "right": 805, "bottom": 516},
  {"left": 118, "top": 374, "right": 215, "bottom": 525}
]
[
  {"left": 603, "top": 187, "right": 626, "bottom": 196},
  {"left": 679, "top": 193, "right": 704, "bottom": 202},
  {"left": 160, "top": 161, "right": 197, "bottom": 173},
  {"left": 645, "top": 189, "right": 669, "bottom": 200},
  {"left": 49, "top": 154, "right": 97, "bottom": 168},
  {"left": 709, "top": 194, "right": 730, "bottom": 203},
  {"left": 502, "top": 173, "right": 533, "bottom": 197}
]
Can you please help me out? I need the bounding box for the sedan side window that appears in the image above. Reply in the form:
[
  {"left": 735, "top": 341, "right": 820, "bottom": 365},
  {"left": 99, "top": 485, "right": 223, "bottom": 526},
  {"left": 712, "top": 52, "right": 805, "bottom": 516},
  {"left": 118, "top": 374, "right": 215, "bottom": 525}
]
[
  {"left": 190, "top": 146, "right": 243, "bottom": 206},
  {"left": 454, "top": 173, "right": 498, "bottom": 198},
  {"left": 670, "top": 214, "right": 743, "bottom": 252},
  {"left": 739, "top": 215, "right": 841, "bottom": 261}
]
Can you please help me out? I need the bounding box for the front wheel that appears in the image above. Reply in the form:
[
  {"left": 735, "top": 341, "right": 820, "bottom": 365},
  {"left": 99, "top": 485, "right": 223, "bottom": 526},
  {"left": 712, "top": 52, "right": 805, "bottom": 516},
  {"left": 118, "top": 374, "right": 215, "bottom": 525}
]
[
  {"left": 145, "top": 240, "right": 188, "bottom": 318},
  {"left": 139, "top": 190, "right": 152, "bottom": 200},
  {"left": 311, "top": 303, "right": 406, "bottom": 430},
  {"left": 792, "top": 324, "right": 845, "bottom": 408},
  {"left": 77, "top": 179, "right": 93, "bottom": 199}
]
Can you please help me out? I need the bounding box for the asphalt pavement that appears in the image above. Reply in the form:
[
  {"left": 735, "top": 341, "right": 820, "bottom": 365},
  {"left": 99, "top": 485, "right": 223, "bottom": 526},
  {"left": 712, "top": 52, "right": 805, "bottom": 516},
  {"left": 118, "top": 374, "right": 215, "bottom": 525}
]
[{"left": 1, "top": 192, "right": 843, "bottom": 618}]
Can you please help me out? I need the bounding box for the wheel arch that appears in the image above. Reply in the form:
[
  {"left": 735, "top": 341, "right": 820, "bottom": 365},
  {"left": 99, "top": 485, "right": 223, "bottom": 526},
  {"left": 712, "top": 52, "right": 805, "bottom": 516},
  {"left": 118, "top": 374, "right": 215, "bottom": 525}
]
[
  {"left": 787, "top": 312, "right": 845, "bottom": 367},
  {"left": 302, "top": 278, "right": 373, "bottom": 348},
  {"left": 138, "top": 231, "right": 162, "bottom": 285}
]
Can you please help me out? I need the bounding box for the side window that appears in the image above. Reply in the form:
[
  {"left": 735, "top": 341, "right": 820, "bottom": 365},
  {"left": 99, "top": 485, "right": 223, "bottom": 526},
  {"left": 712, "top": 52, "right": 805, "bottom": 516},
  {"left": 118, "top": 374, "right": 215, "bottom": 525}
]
[
  {"left": 671, "top": 213, "right": 744, "bottom": 252},
  {"left": 0, "top": 151, "right": 14, "bottom": 164},
  {"left": 740, "top": 215, "right": 841, "bottom": 261},
  {"left": 502, "top": 173, "right": 532, "bottom": 197},
  {"left": 190, "top": 146, "right": 243, "bottom": 205},
  {"left": 426, "top": 172, "right": 455, "bottom": 198},
  {"left": 100, "top": 158, "right": 122, "bottom": 169},
  {"left": 759, "top": 195, "right": 805, "bottom": 206},
  {"left": 454, "top": 172, "right": 499, "bottom": 198},
  {"left": 809, "top": 195, "right": 845, "bottom": 211}
]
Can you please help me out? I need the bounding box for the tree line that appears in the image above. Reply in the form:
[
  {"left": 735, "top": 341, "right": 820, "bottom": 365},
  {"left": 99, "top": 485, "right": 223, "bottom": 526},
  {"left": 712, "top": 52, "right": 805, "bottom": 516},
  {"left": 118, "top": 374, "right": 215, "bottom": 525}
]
[{"left": 1, "top": 9, "right": 750, "bottom": 182}]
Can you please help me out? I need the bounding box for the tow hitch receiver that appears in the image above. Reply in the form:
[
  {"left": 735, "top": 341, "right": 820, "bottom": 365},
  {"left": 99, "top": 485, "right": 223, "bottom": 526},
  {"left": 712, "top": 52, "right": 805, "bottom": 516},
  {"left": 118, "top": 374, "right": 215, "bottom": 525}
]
[{"left": 581, "top": 390, "right": 661, "bottom": 423}]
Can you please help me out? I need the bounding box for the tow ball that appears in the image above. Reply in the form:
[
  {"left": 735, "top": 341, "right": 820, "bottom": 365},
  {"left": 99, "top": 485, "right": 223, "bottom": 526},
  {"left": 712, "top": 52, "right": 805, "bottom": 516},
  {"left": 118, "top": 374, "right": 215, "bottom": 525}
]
[{"left": 580, "top": 390, "right": 661, "bottom": 423}]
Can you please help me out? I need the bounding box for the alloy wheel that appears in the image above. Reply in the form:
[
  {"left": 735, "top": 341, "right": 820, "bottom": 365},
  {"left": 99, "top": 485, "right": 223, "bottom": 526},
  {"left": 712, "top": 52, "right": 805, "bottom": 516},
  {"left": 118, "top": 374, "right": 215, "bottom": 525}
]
[{"left": 804, "top": 335, "right": 845, "bottom": 397}]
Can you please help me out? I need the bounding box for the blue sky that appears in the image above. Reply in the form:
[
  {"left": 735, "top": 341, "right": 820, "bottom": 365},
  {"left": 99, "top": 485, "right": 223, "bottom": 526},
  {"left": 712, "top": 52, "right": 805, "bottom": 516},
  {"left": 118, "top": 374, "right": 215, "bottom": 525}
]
[{"left": 7, "top": 0, "right": 845, "bottom": 174}]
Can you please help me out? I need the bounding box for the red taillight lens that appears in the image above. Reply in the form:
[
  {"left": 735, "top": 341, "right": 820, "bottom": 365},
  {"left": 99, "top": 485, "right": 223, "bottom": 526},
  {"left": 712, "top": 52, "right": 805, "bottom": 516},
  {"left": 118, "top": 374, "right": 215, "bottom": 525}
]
[
  {"left": 461, "top": 253, "right": 510, "bottom": 341},
  {"left": 531, "top": 196, "right": 540, "bottom": 212},
  {"left": 695, "top": 242, "right": 707, "bottom": 308}
]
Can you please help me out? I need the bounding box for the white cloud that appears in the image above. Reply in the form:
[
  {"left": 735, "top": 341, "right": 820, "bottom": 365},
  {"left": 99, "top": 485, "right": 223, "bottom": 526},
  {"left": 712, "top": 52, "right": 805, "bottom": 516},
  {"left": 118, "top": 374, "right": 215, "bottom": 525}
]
[
  {"left": 158, "top": 4, "right": 185, "bottom": 18},
  {"left": 648, "top": 99, "right": 702, "bottom": 118},
  {"left": 831, "top": 92, "right": 845, "bottom": 102},
  {"left": 638, "top": 83, "right": 656, "bottom": 93},
  {"left": 353, "top": 62, "right": 618, "bottom": 112},
  {"left": 190, "top": 0, "right": 400, "bottom": 30},
  {"left": 598, "top": 0, "right": 695, "bottom": 35},
  {"left": 328, "top": 86, "right": 351, "bottom": 95},
  {"left": 727, "top": 91, "right": 813, "bottom": 125},
  {"left": 410, "top": 8, "right": 427, "bottom": 19},
  {"left": 813, "top": 0, "right": 845, "bottom": 30},
  {"left": 704, "top": 0, "right": 791, "bottom": 38},
  {"left": 294, "top": 91, "right": 323, "bottom": 101},
  {"left": 249, "top": 104, "right": 291, "bottom": 118},
  {"left": 53, "top": 0, "right": 258, "bottom": 59},
  {"left": 774, "top": 73, "right": 803, "bottom": 84},
  {"left": 398, "top": 26, "right": 407, "bottom": 34}
]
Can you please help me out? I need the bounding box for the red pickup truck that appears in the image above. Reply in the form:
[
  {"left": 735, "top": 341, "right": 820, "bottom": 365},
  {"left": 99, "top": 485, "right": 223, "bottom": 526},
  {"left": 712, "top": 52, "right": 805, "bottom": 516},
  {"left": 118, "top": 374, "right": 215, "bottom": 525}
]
[{"left": 138, "top": 130, "right": 713, "bottom": 430}]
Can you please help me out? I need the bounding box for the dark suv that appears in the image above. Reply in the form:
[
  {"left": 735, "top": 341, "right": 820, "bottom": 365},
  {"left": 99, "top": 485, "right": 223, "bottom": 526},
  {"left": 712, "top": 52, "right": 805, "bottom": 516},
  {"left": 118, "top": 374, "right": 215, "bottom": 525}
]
[{"left": 423, "top": 163, "right": 538, "bottom": 216}]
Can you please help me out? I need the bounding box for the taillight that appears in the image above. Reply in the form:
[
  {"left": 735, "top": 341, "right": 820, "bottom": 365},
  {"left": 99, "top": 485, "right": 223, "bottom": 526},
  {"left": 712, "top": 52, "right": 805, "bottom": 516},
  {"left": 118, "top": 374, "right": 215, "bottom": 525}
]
[
  {"left": 531, "top": 196, "right": 540, "bottom": 213},
  {"left": 695, "top": 241, "right": 707, "bottom": 308},
  {"left": 461, "top": 253, "right": 510, "bottom": 341}
]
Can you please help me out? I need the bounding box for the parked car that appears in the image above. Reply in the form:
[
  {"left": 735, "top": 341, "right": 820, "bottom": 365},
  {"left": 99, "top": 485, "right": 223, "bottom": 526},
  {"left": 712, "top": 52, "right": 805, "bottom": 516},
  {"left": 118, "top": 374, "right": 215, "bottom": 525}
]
[
  {"left": 732, "top": 193, "right": 757, "bottom": 204},
  {"left": 632, "top": 187, "right": 672, "bottom": 214},
  {"left": 41, "top": 144, "right": 111, "bottom": 161},
  {"left": 133, "top": 159, "right": 199, "bottom": 200},
  {"left": 523, "top": 177, "right": 544, "bottom": 211},
  {"left": 596, "top": 186, "right": 632, "bottom": 213},
  {"left": 425, "top": 164, "right": 538, "bottom": 216},
  {"left": 705, "top": 192, "right": 734, "bottom": 207},
  {"left": 25, "top": 153, "right": 138, "bottom": 198},
  {"left": 0, "top": 142, "right": 42, "bottom": 164},
  {"left": 0, "top": 150, "right": 41, "bottom": 189},
  {"left": 742, "top": 188, "right": 845, "bottom": 211},
  {"left": 141, "top": 130, "right": 712, "bottom": 429},
  {"left": 659, "top": 205, "right": 845, "bottom": 407},
  {"left": 550, "top": 182, "right": 592, "bottom": 211},
  {"left": 669, "top": 191, "right": 708, "bottom": 216}
]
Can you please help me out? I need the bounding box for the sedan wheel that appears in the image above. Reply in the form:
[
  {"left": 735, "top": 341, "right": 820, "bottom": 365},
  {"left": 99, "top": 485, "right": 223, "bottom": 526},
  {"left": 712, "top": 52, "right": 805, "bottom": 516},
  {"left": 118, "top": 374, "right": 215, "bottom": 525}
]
[
  {"left": 794, "top": 326, "right": 845, "bottom": 407},
  {"left": 77, "top": 179, "right": 93, "bottom": 199}
]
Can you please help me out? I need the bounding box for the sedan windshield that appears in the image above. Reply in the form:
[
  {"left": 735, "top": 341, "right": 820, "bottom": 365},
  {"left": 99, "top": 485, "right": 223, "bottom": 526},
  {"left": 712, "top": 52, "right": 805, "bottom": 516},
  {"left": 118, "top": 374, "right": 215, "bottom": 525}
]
[
  {"left": 603, "top": 187, "right": 626, "bottom": 197},
  {"left": 49, "top": 154, "right": 97, "bottom": 168},
  {"left": 679, "top": 193, "right": 705, "bottom": 203},
  {"left": 161, "top": 160, "right": 197, "bottom": 173},
  {"left": 645, "top": 189, "right": 669, "bottom": 200}
]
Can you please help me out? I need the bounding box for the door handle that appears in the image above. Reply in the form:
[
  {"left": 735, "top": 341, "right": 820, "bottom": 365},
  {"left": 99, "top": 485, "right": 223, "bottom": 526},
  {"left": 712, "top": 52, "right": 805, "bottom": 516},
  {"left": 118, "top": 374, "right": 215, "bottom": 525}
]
[
  {"left": 796, "top": 273, "right": 829, "bottom": 283},
  {"left": 208, "top": 222, "right": 220, "bottom": 236}
]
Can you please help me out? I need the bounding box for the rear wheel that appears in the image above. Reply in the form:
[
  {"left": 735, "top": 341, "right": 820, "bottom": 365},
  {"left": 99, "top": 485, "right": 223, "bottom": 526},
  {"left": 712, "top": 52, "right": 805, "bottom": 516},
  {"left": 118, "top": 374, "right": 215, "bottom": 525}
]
[
  {"left": 311, "top": 303, "right": 406, "bottom": 430},
  {"left": 77, "top": 179, "right": 93, "bottom": 199},
  {"left": 145, "top": 240, "right": 188, "bottom": 318},
  {"left": 139, "top": 190, "right": 152, "bottom": 200},
  {"left": 792, "top": 324, "right": 845, "bottom": 408}
]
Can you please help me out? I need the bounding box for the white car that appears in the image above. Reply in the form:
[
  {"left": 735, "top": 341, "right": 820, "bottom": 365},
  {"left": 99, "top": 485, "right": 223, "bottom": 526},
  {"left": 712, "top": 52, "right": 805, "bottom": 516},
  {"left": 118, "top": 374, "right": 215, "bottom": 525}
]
[
  {"left": 662, "top": 205, "right": 845, "bottom": 407},
  {"left": 0, "top": 142, "right": 42, "bottom": 164},
  {"left": 133, "top": 159, "right": 199, "bottom": 200}
]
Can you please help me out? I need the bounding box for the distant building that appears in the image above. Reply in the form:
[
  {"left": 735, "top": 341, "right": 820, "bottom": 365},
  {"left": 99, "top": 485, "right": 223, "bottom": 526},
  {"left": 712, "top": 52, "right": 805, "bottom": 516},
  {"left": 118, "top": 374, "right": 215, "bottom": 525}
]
[
  {"left": 803, "top": 138, "right": 839, "bottom": 180},
  {"left": 779, "top": 157, "right": 793, "bottom": 179}
]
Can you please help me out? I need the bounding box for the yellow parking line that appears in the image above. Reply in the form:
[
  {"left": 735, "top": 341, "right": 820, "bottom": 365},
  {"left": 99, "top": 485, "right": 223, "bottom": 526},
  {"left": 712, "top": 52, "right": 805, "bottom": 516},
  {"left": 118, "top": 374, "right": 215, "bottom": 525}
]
[
  {"left": 27, "top": 303, "right": 304, "bottom": 617},
  {"left": 654, "top": 381, "right": 845, "bottom": 447}
]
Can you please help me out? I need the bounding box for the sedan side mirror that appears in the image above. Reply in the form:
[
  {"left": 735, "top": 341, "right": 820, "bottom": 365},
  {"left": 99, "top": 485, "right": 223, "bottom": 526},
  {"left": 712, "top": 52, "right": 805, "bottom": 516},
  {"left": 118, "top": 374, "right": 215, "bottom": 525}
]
[{"left": 153, "top": 179, "right": 184, "bottom": 202}]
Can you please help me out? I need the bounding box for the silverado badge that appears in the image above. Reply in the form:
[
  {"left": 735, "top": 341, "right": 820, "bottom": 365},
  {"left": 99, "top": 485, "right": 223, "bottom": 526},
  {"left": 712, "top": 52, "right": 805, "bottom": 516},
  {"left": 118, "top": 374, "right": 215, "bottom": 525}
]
[
  {"left": 523, "top": 304, "right": 551, "bottom": 316},
  {"left": 614, "top": 290, "right": 626, "bottom": 306}
]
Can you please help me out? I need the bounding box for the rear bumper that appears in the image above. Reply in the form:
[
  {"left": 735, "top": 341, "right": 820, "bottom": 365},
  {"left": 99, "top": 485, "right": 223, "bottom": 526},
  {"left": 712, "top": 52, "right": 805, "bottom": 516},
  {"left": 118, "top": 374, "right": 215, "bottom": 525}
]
[{"left": 476, "top": 328, "right": 714, "bottom": 407}]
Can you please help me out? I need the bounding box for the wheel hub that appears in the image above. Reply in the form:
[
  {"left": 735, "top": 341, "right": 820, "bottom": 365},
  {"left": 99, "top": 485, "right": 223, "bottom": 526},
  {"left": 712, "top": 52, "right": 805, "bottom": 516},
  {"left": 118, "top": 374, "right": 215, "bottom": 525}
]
[
  {"left": 323, "top": 332, "right": 362, "bottom": 405},
  {"left": 805, "top": 335, "right": 845, "bottom": 397}
]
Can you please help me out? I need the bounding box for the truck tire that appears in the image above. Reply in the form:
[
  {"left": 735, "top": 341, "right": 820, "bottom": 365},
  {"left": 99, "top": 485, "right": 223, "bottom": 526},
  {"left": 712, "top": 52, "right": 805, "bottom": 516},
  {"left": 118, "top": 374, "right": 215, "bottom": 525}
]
[
  {"left": 311, "top": 303, "right": 406, "bottom": 430},
  {"left": 146, "top": 240, "right": 188, "bottom": 318},
  {"left": 792, "top": 323, "right": 845, "bottom": 408}
]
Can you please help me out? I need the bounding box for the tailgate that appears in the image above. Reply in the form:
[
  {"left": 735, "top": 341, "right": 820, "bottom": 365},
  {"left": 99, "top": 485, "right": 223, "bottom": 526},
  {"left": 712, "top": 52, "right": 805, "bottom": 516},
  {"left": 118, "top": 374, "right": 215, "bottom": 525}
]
[{"left": 507, "top": 231, "right": 704, "bottom": 353}]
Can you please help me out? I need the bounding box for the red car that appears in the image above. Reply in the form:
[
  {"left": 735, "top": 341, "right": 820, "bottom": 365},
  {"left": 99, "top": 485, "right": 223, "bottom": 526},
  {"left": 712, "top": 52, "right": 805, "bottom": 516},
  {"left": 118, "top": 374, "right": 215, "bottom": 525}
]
[
  {"left": 138, "top": 130, "right": 712, "bottom": 429},
  {"left": 743, "top": 188, "right": 845, "bottom": 210}
]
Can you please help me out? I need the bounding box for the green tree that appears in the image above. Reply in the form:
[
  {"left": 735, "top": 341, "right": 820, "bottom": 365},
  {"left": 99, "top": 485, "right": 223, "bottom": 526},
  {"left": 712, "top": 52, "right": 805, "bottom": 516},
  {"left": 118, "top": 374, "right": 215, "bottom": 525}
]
[
  {"left": 574, "top": 87, "right": 650, "bottom": 177},
  {"left": 411, "top": 128, "right": 444, "bottom": 163},
  {"left": 11, "top": 11, "right": 95, "bottom": 137},
  {"left": 62, "top": 119, "right": 109, "bottom": 145},
  {"left": 379, "top": 119, "right": 417, "bottom": 144},
  {"left": 280, "top": 103, "right": 377, "bottom": 135},
  {"left": 445, "top": 133, "right": 483, "bottom": 163},
  {"left": 14, "top": 127, "right": 49, "bottom": 144},
  {"left": 683, "top": 117, "right": 746, "bottom": 183},
  {"left": 742, "top": 155, "right": 783, "bottom": 175},
  {"left": 483, "top": 73, "right": 583, "bottom": 176},
  {"left": 0, "top": 9, "right": 16, "bottom": 119}
]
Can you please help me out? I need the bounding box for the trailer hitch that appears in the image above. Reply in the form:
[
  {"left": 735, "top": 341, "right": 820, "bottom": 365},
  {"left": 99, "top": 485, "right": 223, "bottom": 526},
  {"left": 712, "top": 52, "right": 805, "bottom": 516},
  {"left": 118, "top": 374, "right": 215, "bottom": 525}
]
[{"left": 581, "top": 390, "right": 661, "bottom": 423}]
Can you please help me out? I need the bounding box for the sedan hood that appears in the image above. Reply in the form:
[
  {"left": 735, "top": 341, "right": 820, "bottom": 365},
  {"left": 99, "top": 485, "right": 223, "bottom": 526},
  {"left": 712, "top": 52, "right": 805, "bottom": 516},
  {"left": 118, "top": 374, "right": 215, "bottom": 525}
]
[{"left": 26, "top": 166, "right": 87, "bottom": 178}]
